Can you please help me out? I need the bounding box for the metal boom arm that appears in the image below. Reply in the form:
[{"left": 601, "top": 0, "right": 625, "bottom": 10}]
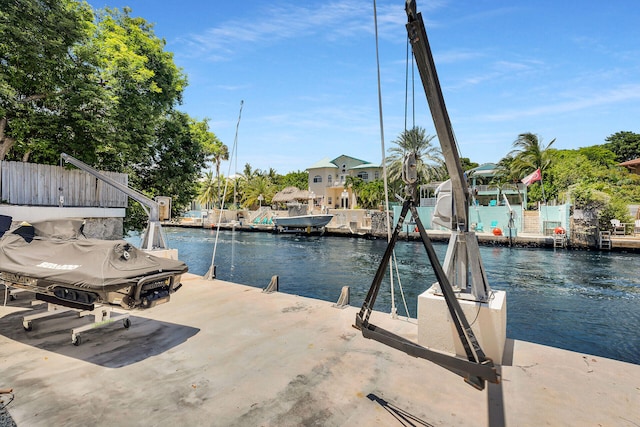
[
  {"left": 60, "top": 153, "right": 167, "bottom": 250},
  {"left": 405, "top": 0, "right": 468, "bottom": 230}
]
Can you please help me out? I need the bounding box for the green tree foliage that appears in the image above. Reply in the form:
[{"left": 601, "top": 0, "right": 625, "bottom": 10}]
[
  {"left": 193, "top": 118, "right": 227, "bottom": 207},
  {"left": 357, "top": 179, "right": 385, "bottom": 209},
  {"left": 603, "top": 131, "right": 640, "bottom": 163},
  {"left": 0, "top": 0, "right": 111, "bottom": 162},
  {"left": 278, "top": 170, "right": 308, "bottom": 190},
  {"left": 507, "top": 133, "right": 555, "bottom": 205},
  {"left": 241, "top": 175, "right": 276, "bottom": 209},
  {"left": 344, "top": 175, "right": 365, "bottom": 208},
  {"left": 460, "top": 157, "right": 478, "bottom": 173},
  {"left": 547, "top": 147, "right": 640, "bottom": 205},
  {"left": 198, "top": 171, "right": 218, "bottom": 209},
  {"left": 90, "top": 7, "right": 187, "bottom": 169},
  {"left": 508, "top": 132, "right": 555, "bottom": 176},
  {"left": 570, "top": 183, "right": 632, "bottom": 230},
  {"left": 144, "top": 111, "right": 205, "bottom": 208},
  {"left": 2, "top": 0, "right": 208, "bottom": 232}
]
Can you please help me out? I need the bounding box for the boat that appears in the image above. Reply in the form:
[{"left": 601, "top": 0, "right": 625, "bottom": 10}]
[{"left": 272, "top": 214, "right": 333, "bottom": 229}]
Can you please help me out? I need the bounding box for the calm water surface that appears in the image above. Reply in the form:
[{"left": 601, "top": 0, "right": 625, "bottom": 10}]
[{"left": 151, "top": 227, "right": 640, "bottom": 365}]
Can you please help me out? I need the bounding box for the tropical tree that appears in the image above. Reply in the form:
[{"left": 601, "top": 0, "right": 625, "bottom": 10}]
[
  {"left": 603, "top": 131, "right": 640, "bottom": 163},
  {"left": 358, "top": 180, "right": 385, "bottom": 209},
  {"left": 90, "top": 6, "right": 187, "bottom": 170},
  {"left": 241, "top": 175, "right": 276, "bottom": 209},
  {"left": 198, "top": 171, "right": 217, "bottom": 209},
  {"left": 193, "top": 118, "right": 227, "bottom": 207},
  {"left": 141, "top": 110, "right": 205, "bottom": 210},
  {"left": 279, "top": 170, "right": 308, "bottom": 190},
  {"left": 0, "top": 0, "right": 111, "bottom": 162},
  {"left": 386, "top": 126, "right": 445, "bottom": 190},
  {"left": 344, "top": 175, "right": 365, "bottom": 208},
  {"left": 508, "top": 132, "right": 555, "bottom": 176},
  {"left": 506, "top": 132, "right": 556, "bottom": 204}
]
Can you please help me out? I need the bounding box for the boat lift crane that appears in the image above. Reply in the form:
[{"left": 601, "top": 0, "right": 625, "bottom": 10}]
[
  {"left": 355, "top": 0, "right": 499, "bottom": 390},
  {"left": 60, "top": 153, "right": 168, "bottom": 251}
]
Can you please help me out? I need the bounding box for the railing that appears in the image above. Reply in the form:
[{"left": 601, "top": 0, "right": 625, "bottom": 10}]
[{"left": 473, "top": 183, "right": 525, "bottom": 193}]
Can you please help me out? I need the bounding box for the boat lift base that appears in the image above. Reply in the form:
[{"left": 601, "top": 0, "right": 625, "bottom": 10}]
[{"left": 23, "top": 301, "right": 131, "bottom": 346}]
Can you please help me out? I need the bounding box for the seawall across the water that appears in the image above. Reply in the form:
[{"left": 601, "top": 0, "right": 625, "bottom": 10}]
[
  {"left": 1, "top": 274, "right": 638, "bottom": 426},
  {"left": 170, "top": 221, "right": 640, "bottom": 252}
]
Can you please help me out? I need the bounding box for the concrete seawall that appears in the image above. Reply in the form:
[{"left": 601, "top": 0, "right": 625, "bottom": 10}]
[{"left": 1, "top": 274, "right": 638, "bottom": 426}]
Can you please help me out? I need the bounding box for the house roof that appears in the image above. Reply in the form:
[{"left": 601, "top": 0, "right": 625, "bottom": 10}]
[
  {"left": 331, "top": 154, "right": 369, "bottom": 165},
  {"left": 467, "top": 163, "right": 498, "bottom": 177},
  {"left": 350, "top": 163, "right": 380, "bottom": 170},
  {"left": 307, "top": 154, "right": 380, "bottom": 171},
  {"left": 619, "top": 158, "right": 640, "bottom": 167},
  {"left": 307, "top": 157, "right": 338, "bottom": 170},
  {"left": 272, "top": 186, "right": 310, "bottom": 202}
]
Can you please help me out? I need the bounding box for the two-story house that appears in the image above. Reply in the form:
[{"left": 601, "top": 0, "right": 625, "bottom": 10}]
[{"left": 307, "top": 155, "right": 382, "bottom": 209}]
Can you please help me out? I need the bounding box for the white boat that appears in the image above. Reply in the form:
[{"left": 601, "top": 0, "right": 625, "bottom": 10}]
[{"left": 273, "top": 214, "right": 333, "bottom": 229}]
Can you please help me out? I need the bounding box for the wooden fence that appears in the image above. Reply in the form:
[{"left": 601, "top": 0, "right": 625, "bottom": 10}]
[{"left": 0, "top": 161, "right": 128, "bottom": 208}]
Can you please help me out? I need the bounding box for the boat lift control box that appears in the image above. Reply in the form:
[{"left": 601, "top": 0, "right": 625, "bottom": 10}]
[{"left": 417, "top": 287, "right": 507, "bottom": 364}]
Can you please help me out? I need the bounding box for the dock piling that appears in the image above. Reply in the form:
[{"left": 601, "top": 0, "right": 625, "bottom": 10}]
[{"left": 263, "top": 275, "right": 279, "bottom": 293}]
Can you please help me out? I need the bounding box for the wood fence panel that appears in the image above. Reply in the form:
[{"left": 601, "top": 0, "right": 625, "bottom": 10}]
[{"left": 0, "top": 161, "right": 128, "bottom": 208}]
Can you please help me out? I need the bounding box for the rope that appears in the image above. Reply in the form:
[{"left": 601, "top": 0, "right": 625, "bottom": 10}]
[
  {"left": 372, "top": 0, "right": 398, "bottom": 316},
  {"left": 207, "top": 100, "right": 243, "bottom": 280},
  {"left": 392, "top": 251, "right": 411, "bottom": 319}
]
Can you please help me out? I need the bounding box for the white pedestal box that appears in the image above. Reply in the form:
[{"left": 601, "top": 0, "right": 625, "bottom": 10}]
[{"left": 417, "top": 286, "right": 507, "bottom": 365}]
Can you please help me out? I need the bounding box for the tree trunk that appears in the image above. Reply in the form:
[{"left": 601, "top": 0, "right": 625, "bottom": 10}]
[{"left": 0, "top": 117, "right": 16, "bottom": 161}]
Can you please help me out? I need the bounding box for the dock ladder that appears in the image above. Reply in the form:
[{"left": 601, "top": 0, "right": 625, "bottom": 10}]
[
  {"left": 598, "top": 231, "right": 611, "bottom": 250},
  {"left": 553, "top": 232, "right": 567, "bottom": 248}
]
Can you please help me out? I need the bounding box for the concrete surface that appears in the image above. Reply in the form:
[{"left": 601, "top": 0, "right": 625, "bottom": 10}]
[{"left": 1, "top": 274, "right": 639, "bottom": 426}]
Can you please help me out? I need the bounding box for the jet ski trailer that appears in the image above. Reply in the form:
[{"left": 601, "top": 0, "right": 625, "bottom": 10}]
[{"left": 0, "top": 218, "right": 187, "bottom": 345}]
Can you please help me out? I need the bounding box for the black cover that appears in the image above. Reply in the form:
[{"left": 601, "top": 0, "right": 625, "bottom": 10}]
[
  {"left": 0, "top": 219, "right": 187, "bottom": 292},
  {"left": 0, "top": 215, "right": 11, "bottom": 238}
]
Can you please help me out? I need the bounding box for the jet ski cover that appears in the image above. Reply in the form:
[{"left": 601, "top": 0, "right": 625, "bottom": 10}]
[{"left": 0, "top": 219, "right": 188, "bottom": 293}]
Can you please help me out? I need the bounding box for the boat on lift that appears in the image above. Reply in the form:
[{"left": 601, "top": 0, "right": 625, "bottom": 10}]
[{"left": 272, "top": 214, "right": 333, "bottom": 230}]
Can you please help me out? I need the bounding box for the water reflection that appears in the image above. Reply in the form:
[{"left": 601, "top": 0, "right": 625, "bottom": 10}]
[{"left": 152, "top": 228, "right": 640, "bottom": 365}]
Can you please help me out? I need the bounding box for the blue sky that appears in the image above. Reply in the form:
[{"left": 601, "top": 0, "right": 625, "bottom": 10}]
[{"left": 87, "top": 0, "right": 640, "bottom": 175}]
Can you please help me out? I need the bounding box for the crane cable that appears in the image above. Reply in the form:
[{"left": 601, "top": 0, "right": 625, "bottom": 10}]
[
  {"left": 206, "top": 100, "right": 243, "bottom": 280},
  {"left": 372, "top": 0, "right": 411, "bottom": 319}
]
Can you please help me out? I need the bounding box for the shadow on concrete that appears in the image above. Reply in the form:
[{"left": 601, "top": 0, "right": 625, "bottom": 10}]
[
  {"left": 487, "top": 365, "right": 505, "bottom": 427},
  {"left": 0, "top": 296, "right": 199, "bottom": 368},
  {"left": 366, "top": 393, "right": 434, "bottom": 427}
]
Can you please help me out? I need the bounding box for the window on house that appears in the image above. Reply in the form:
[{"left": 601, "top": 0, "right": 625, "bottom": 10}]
[
  {"left": 328, "top": 174, "right": 332, "bottom": 183},
  {"left": 374, "top": 171, "right": 379, "bottom": 180},
  {"left": 313, "top": 175, "right": 322, "bottom": 183},
  {"left": 357, "top": 172, "right": 369, "bottom": 180},
  {"left": 328, "top": 197, "right": 332, "bottom": 205}
]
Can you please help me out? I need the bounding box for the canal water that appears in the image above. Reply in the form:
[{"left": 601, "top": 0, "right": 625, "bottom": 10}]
[{"left": 150, "top": 227, "right": 640, "bottom": 365}]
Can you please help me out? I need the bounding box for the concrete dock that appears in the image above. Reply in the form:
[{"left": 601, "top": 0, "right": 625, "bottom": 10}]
[{"left": 1, "top": 274, "right": 639, "bottom": 426}]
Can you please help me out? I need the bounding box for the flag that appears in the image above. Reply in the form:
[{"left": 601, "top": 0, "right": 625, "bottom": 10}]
[{"left": 521, "top": 168, "right": 541, "bottom": 186}]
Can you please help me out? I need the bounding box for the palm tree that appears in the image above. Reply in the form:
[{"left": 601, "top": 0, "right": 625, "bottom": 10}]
[
  {"left": 386, "top": 126, "right": 445, "bottom": 188},
  {"left": 508, "top": 132, "right": 555, "bottom": 177},
  {"left": 192, "top": 119, "right": 229, "bottom": 208},
  {"left": 508, "top": 132, "right": 555, "bottom": 205},
  {"left": 210, "top": 141, "right": 229, "bottom": 207},
  {"left": 344, "top": 175, "right": 365, "bottom": 208},
  {"left": 197, "top": 171, "right": 217, "bottom": 209},
  {"left": 241, "top": 175, "right": 276, "bottom": 209}
]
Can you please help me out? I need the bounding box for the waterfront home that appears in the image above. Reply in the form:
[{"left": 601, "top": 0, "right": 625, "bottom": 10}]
[{"left": 307, "top": 155, "right": 382, "bottom": 209}]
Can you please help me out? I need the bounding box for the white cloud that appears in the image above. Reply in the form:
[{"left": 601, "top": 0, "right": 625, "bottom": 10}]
[{"left": 477, "top": 84, "right": 640, "bottom": 122}]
